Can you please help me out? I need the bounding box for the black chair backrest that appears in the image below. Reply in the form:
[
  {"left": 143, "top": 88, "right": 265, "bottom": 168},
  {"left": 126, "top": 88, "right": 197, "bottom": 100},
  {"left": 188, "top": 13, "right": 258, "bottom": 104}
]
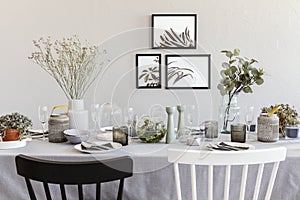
[{"left": 15, "top": 154, "right": 133, "bottom": 200}]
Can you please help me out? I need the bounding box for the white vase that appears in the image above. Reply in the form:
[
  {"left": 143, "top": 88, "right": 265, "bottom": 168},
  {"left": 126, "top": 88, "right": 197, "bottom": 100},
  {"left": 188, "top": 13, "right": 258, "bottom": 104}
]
[{"left": 68, "top": 99, "right": 89, "bottom": 130}]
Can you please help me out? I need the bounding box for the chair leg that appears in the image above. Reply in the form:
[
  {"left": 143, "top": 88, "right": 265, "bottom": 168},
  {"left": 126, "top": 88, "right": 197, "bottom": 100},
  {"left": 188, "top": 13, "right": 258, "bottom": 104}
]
[
  {"left": 25, "top": 178, "right": 37, "bottom": 200},
  {"left": 60, "top": 184, "right": 67, "bottom": 200},
  {"left": 265, "top": 162, "right": 280, "bottom": 200},
  {"left": 43, "top": 182, "right": 52, "bottom": 200},
  {"left": 96, "top": 183, "right": 101, "bottom": 200},
  {"left": 174, "top": 163, "right": 182, "bottom": 200},
  {"left": 117, "top": 179, "right": 124, "bottom": 200},
  {"left": 78, "top": 184, "right": 83, "bottom": 200}
]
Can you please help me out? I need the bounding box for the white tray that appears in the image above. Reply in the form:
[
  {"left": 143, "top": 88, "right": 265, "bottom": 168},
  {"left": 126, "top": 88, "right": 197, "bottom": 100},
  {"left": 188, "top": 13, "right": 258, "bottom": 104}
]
[{"left": 0, "top": 140, "right": 27, "bottom": 149}]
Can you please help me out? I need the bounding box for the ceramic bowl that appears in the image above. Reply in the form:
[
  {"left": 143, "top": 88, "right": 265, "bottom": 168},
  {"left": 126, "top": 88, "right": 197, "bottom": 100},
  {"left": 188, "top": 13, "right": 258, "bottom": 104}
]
[
  {"left": 285, "top": 126, "right": 300, "bottom": 139},
  {"left": 63, "top": 129, "right": 90, "bottom": 144}
]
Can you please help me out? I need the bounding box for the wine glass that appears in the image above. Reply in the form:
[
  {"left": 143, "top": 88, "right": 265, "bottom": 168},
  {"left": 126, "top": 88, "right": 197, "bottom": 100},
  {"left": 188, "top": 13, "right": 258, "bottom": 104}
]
[
  {"left": 38, "top": 106, "right": 49, "bottom": 140},
  {"left": 124, "top": 107, "right": 134, "bottom": 137},
  {"left": 186, "top": 105, "right": 196, "bottom": 128},
  {"left": 90, "top": 104, "right": 100, "bottom": 131},
  {"left": 244, "top": 106, "right": 254, "bottom": 133}
]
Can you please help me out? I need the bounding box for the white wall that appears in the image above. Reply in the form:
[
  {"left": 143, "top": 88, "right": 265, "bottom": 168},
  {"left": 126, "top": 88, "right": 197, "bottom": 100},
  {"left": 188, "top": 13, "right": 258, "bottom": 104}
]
[{"left": 1, "top": 0, "right": 300, "bottom": 128}]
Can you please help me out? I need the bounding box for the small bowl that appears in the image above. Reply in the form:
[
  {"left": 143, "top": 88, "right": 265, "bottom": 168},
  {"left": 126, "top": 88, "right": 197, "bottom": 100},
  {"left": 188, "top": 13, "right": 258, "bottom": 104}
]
[
  {"left": 63, "top": 129, "right": 90, "bottom": 144},
  {"left": 285, "top": 126, "right": 300, "bottom": 139}
]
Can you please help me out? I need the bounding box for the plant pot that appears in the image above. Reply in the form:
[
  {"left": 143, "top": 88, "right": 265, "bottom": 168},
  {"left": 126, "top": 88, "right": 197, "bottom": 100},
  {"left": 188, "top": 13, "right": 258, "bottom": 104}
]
[
  {"left": 3, "top": 128, "right": 20, "bottom": 141},
  {"left": 285, "top": 126, "right": 300, "bottom": 139}
]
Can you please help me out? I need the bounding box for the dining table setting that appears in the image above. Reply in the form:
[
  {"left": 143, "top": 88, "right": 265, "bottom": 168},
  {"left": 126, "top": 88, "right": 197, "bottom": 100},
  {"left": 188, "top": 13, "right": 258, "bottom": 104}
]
[{"left": 0, "top": 124, "right": 300, "bottom": 200}]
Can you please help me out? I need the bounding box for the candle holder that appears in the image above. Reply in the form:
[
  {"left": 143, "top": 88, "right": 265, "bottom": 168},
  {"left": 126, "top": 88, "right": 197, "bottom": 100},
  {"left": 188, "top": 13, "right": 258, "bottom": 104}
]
[{"left": 231, "top": 124, "right": 246, "bottom": 143}]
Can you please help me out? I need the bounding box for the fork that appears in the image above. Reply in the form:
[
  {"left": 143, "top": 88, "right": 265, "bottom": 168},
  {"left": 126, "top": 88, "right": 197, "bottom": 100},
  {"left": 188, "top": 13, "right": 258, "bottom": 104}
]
[{"left": 81, "top": 141, "right": 113, "bottom": 150}]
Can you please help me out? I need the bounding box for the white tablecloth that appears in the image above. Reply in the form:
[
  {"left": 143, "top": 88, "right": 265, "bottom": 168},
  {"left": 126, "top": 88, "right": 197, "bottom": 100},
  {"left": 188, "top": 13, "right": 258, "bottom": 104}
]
[{"left": 1, "top": 133, "right": 300, "bottom": 200}]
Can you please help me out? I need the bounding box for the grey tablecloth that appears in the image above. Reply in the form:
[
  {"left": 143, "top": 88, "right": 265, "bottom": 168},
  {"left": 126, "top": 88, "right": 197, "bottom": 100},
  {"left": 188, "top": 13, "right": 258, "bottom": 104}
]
[{"left": 0, "top": 133, "right": 300, "bottom": 200}]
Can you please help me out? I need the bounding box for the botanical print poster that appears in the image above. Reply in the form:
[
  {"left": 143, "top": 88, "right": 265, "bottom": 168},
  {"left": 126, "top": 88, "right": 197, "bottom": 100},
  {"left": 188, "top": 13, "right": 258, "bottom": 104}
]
[
  {"left": 152, "top": 14, "right": 197, "bottom": 49},
  {"left": 166, "top": 55, "right": 210, "bottom": 89},
  {"left": 136, "top": 54, "right": 161, "bottom": 88}
]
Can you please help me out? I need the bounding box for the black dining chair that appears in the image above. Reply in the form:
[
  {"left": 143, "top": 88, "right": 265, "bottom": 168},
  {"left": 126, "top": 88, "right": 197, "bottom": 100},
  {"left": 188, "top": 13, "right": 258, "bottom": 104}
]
[{"left": 15, "top": 154, "right": 133, "bottom": 200}]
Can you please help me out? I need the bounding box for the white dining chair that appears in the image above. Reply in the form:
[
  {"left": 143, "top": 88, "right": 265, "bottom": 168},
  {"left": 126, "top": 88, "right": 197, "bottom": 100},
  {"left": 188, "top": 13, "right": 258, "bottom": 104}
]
[{"left": 168, "top": 147, "right": 287, "bottom": 200}]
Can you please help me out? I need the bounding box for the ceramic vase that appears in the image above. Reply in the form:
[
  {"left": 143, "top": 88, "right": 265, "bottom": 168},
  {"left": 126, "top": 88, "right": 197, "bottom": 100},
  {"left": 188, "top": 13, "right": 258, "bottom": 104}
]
[
  {"left": 68, "top": 99, "right": 89, "bottom": 130},
  {"left": 166, "top": 106, "right": 176, "bottom": 144}
]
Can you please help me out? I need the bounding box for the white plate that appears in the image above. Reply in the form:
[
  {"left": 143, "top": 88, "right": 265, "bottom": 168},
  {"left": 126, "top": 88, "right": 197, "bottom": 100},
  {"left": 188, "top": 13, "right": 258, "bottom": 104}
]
[
  {"left": 207, "top": 142, "right": 255, "bottom": 151},
  {"left": 100, "top": 126, "right": 113, "bottom": 132},
  {"left": 96, "top": 132, "right": 112, "bottom": 141},
  {"left": 0, "top": 140, "right": 27, "bottom": 149},
  {"left": 74, "top": 142, "right": 122, "bottom": 154},
  {"left": 220, "top": 142, "right": 255, "bottom": 150}
]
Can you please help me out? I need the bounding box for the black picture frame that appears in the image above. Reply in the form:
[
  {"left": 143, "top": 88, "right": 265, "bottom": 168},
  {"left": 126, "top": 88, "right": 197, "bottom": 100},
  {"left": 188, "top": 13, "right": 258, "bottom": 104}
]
[
  {"left": 165, "top": 54, "right": 211, "bottom": 89},
  {"left": 136, "top": 54, "right": 162, "bottom": 89},
  {"left": 152, "top": 14, "right": 197, "bottom": 49}
]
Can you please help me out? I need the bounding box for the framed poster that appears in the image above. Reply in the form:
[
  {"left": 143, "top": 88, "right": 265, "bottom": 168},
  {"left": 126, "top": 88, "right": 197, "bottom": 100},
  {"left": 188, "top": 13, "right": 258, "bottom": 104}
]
[
  {"left": 136, "top": 54, "right": 161, "bottom": 89},
  {"left": 152, "top": 14, "right": 197, "bottom": 49},
  {"left": 166, "top": 54, "right": 210, "bottom": 89}
]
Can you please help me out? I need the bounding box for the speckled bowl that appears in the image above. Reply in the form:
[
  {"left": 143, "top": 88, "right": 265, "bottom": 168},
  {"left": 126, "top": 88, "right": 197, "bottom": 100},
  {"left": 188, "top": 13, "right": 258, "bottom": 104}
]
[{"left": 63, "top": 129, "right": 90, "bottom": 144}]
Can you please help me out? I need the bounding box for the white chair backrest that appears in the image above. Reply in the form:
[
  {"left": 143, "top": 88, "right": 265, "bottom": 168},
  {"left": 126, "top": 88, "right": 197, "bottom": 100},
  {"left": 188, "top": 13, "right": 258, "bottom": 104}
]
[{"left": 168, "top": 147, "right": 287, "bottom": 200}]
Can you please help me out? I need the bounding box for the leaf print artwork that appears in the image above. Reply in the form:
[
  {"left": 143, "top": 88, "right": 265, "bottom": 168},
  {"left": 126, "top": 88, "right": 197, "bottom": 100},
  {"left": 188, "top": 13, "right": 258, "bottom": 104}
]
[
  {"left": 136, "top": 54, "right": 161, "bottom": 88},
  {"left": 157, "top": 27, "right": 194, "bottom": 48}
]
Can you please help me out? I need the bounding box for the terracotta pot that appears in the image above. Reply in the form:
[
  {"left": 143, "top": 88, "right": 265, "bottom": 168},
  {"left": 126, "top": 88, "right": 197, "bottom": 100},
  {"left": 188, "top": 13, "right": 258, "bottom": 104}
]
[{"left": 3, "top": 128, "right": 20, "bottom": 141}]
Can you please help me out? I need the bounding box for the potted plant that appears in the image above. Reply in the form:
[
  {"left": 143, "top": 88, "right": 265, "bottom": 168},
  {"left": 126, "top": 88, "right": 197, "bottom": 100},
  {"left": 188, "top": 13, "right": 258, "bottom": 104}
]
[
  {"left": 28, "top": 35, "right": 109, "bottom": 130},
  {"left": 262, "top": 104, "right": 300, "bottom": 137},
  {"left": 0, "top": 112, "right": 32, "bottom": 141},
  {"left": 217, "top": 48, "right": 265, "bottom": 133}
]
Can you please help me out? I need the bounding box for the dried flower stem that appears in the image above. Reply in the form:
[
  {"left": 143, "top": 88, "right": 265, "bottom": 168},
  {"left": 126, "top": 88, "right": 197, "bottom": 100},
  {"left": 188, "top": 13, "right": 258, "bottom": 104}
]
[{"left": 29, "top": 35, "right": 106, "bottom": 100}]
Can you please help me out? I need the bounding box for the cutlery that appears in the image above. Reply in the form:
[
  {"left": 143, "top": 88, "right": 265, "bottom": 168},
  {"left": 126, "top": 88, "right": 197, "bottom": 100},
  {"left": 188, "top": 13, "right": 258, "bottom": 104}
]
[
  {"left": 206, "top": 144, "right": 231, "bottom": 151},
  {"left": 81, "top": 141, "right": 113, "bottom": 151},
  {"left": 219, "top": 142, "right": 249, "bottom": 150}
]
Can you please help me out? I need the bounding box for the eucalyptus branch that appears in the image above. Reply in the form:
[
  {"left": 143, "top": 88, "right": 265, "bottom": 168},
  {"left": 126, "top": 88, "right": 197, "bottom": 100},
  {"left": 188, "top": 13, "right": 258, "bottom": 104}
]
[{"left": 218, "top": 48, "right": 265, "bottom": 131}]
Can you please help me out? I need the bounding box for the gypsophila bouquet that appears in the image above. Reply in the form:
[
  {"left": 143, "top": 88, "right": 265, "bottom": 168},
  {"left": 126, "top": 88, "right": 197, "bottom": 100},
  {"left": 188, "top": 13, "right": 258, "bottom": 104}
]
[
  {"left": 0, "top": 112, "right": 32, "bottom": 133},
  {"left": 29, "top": 35, "right": 108, "bottom": 100}
]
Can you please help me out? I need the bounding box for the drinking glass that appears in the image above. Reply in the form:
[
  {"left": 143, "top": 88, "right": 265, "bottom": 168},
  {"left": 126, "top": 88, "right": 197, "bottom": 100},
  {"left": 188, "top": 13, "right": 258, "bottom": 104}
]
[
  {"left": 38, "top": 106, "right": 49, "bottom": 140},
  {"left": 90, "top": 104, "right": 100, "bottom": 131},
  {"left": 244, "top": 106, "right": 254, "bottom": 133}
]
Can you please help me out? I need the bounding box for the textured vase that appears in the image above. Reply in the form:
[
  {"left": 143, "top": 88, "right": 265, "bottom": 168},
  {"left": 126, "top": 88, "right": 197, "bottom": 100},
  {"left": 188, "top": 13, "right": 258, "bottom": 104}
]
[
  {"left": 3, "top": 128, "right": 20, "bottom": 141},
  {"left": 177, "top": 105, "right": 186, "bottom": 132},
  {"left": 68, "top": 100, "right": 89, "bottom": 130},
  {"left": 166, "top": 106, "right": 176, "bottom": 144}
]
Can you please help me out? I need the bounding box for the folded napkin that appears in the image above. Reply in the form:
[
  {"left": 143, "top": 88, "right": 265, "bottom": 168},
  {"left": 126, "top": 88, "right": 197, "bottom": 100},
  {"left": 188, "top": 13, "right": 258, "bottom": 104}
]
[{"left": 81, "top": 141, "right": 114, "bottom": 151}]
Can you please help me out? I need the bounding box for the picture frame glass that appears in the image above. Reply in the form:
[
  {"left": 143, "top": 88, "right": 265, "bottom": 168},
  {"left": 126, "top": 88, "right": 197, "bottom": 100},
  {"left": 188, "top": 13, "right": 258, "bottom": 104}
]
[
  {"left": 166, "top": 55, "right": 210, "bottom": 89},
  {"left": 136, "top": 54, "right": 161, "bottom": 88},
  {"left": 152, "top": 14, "right": 196, "bottom": 49}
]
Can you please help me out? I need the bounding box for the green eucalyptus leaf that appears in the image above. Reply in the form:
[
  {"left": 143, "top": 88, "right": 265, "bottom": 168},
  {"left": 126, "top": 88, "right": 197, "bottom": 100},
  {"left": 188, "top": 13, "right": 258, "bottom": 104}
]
[
  {"left": 217, "top": 84, "right": 224, "bottom": 90},
  {"left": 229, "top": 59, "right": 236, "bottom": 64},
  {"left": 226, "top": 51, "right": 233, "bottom": 58},
  {"left": 230, "top": 66, "right": 238, "bottom": 73},
  {"left": 226, "top": 82, "right": 235, "bottom": 92},
  {"left": 243, "top": 86, "right": 253, "bottom": 93},
  {"left": 222, "top": 62, "right": 230, "bottom": 68},
  {"left": 255, "top": 78, "right": 264, "bottom": 85},
  {"left": 251, "top": 68, "right": 258, "bottom": 76},
  {"left": 224, "top": 68, "right": 231, "bottom": 76},
  {"left": 233, "top": 49, "right": 240, "bottom": 56}
]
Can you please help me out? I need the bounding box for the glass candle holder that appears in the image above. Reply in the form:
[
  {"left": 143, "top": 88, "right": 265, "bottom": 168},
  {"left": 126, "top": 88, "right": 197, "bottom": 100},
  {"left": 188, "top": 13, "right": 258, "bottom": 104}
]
[
  {"left": 231, "top": 124, "right": 246, "bottom": 143},
  {"left": 113, "top": 126, "right": 128, "bottom": 146}
]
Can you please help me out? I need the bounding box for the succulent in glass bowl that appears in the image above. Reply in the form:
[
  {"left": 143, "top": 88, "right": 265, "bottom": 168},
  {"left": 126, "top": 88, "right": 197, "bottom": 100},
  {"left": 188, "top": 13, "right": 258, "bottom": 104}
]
[{"left": 137, "top": 116, "right": 167, "bottom": 143}]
